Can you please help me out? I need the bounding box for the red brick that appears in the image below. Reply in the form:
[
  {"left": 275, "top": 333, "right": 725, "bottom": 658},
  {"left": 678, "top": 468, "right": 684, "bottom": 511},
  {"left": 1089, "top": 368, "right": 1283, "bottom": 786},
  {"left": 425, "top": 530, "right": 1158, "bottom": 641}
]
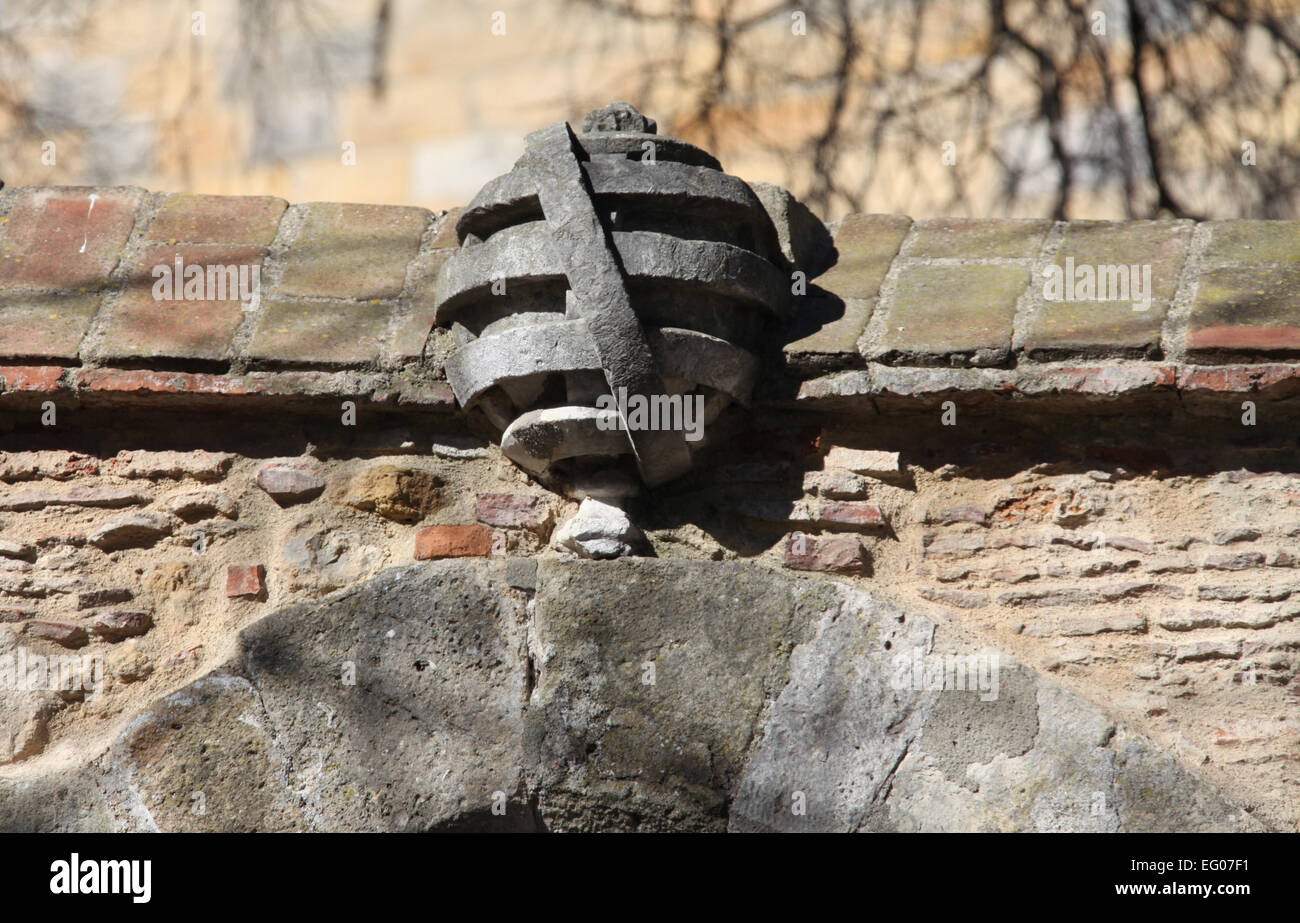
[
  {"left": 414, "top": 525, "right": 494, "bottom": 559},
  {"left": 875, "top": 263, "right": 1028, "bottom": 365},
  {"left": 256, "top": 371, "right": 360, "bottom": 397},
  {"left": 276, "top": 202, "right": 430, "bottom": 300},
  {"left": 931, "top": 505, "right": 987, "bottom": 525},
  {"left": 97, "top": 244, "right": 266, "bottom": 362},
  {"left": 1201, "top": 220, "right": 1300, "bottom": 264},
  {"left": 1017, "top": 365, "right": 1176, "bottom": 397},
  {"left": 0, "top": 365, "right": 65, "bottom": 392},
  {"left": 783, "top": 533, "right": 867, "bottom": 574},
  {"left": 1186, "top": 265, "right": 1300, "bottom": 360},
  {"left": 474, "top": 493, "right": 551, "bottom": 531},
  {"left": 246, "top": 299, "right": 392, "bottom": 367},
  {"left": 0, "top": 293, "right": 101, "bottom": 361},
  {"left": 147, "top": 194, "right": 287, "bottom": 246},
  {"left": 1187, "top": 325, "right": 1300, "bottom": 354},
  {"left": 1027, "top": 220, "right": 1191, "bottom": 359},
  {"left": 910, "top": 218, "right": 1050, "bottom": 259},
  {"left": 396, "top": 380, "right": 457, "bottom": 409},
  {"left": 226, "top": 564, "right": 266, "bottom": 598},
  {"left": 0, "top": 187, "right": 140, "bottom": 291},
  {"left": 817, "top": 500, "right": 887, "bottom": 528},
  {"left": 75, "top": 368, "right": 262, "bottom": 396},
  {"left": 389, "top": 248, "right": 453, "bottom": 363},
  {"left": 1178, "top": 365, "right": 1300, "bottom": 393},
  {"left": 814, "top": 213, "right": 910, "bottom": 301}
]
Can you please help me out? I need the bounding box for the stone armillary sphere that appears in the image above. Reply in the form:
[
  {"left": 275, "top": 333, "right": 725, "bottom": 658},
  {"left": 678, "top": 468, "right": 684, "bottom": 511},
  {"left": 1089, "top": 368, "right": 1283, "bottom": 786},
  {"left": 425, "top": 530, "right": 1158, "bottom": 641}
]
[{"left": 433, "top": 103, "right": 802, "bottom": 553}]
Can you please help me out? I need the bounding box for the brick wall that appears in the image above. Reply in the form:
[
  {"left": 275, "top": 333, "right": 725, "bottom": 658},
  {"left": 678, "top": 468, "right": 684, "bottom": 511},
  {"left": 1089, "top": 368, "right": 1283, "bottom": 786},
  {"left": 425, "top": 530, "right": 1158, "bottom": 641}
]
[{"left": 2, "top": 184, "right": 1298, "bottom": 828}]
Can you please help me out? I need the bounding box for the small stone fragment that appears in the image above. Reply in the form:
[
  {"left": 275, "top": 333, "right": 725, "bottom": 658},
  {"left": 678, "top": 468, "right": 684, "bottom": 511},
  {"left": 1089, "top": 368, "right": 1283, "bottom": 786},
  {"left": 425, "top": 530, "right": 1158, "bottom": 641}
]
[
  {"left": 90, "top": 610, "right": 153, "bottom": 641},
  {"left": 784, "top": 533, "right": 868, "bottom": 574},
  {"left": 27, "top": 620, "right": 89, "bottom": 648},
  {"left": 159, "top": 489, "right": 238, "bottom": 522},
  {"left": 0, "top": 539, "right": 36, "bottom": 562},
  {"left": 552, "top": 498, "right": 643, "bottom": 559},
  {"left": 89, "top": 512, "right": 174, "bottom": 551},
  {"left": 77, "top": 587, "right": 134, "bottom": 609},
  {"left": 108, "top": 643, "right": 153, "bottom": 683},
  {"left": 257, "top": 463, "right": 326, "bottom": 504},
  {"left": 822, "top": 447, "right": 901, "bottom": 476},
  {"left": 474, "top": 493, "right": 552, "bottom": 532}
]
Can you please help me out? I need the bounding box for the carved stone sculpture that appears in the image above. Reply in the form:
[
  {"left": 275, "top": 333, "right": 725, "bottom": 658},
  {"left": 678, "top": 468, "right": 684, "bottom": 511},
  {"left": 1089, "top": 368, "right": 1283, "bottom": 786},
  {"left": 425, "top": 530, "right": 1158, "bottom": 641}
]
[{"left": 434, "top": 103, "right": 795, "bottom": 506}]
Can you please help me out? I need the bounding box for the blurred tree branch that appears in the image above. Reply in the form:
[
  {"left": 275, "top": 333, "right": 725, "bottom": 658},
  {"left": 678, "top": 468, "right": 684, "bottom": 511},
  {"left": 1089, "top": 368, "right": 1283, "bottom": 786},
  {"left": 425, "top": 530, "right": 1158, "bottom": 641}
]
[{"left": 565, "top": 0, "right": 1300, "bottom": 219}]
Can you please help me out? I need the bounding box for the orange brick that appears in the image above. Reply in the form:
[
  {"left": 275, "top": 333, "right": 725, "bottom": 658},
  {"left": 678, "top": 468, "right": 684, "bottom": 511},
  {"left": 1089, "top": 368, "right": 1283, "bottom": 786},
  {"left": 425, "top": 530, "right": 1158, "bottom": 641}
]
[
  {"left": 414, "top": 525, "right": 494, "bottom": 559},
  {"left": 226, "top": 564, "right": 266, "bottom": 598}
]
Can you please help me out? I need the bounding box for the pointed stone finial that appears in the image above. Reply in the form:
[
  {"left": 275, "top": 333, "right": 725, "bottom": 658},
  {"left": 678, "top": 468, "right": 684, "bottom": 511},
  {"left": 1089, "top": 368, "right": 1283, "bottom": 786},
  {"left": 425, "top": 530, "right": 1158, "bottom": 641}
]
[{"left": 581, "top": 102, "right": 657, "bottom": 135}]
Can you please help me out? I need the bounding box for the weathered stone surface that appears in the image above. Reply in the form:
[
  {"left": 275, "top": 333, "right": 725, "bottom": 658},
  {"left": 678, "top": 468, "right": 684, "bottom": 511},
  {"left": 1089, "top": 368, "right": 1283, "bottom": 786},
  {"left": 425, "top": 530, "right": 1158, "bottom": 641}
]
[
  {"left": 730, "top": 582, "right": 1255, "bottom": 832},
  {"left": 342, "top": 465, "right": 443, "bottom": 523},
  {"left": 247, "top": 298, "right": 393, "bottom": 367},
  {"left": 1176, "top": 641, "right": 1242, "bottom": 663},
  {"left": 0, "top": 560, "right": 1262, "bottom": 831},
  {"left": 918, "top": 586, "right": 989, "bottom": 608},
  {"left": 816, "top": 500, "right": 887, "bottom": 528},
  {"left": 815, "top": 213, "right": 911, "bottom": 302},
  {"left": 97, "top": 244, "right": 265, "bottom": 362},
  {"left": 527, "top": 560, "right": 827, "bottom": 830},
  {"left": 0, "top": 450, "right": 99, "bottom": 481},
  {"left": 0, "top": 186, "right": 141, "bottom": 291},
  {"left": 281, "top": 521, "right": 385, "bottom": 591},
  {"left": 802, "top": 469, "right": 871, "bottom": 499},
  {"left": 581, "top": 101, "right": 657, "bottom": 134},
  {"left": 1058, "top": 613, "right": 1147, "bottom": 636},
  {"left": 0, "top": 635, "right": 66, "bottom": 764},
  {"left": 108, "top": 642, "right": 154, "bottom": 683},
  {"left": 0, "top": 539, "right": 36, "bottom": 562},
  {"left": 1203, "top": 551, "right": 1265, "bottom": 571},
  {"left": 749, "top": 181, "right": 835, "bottom": 274}
]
